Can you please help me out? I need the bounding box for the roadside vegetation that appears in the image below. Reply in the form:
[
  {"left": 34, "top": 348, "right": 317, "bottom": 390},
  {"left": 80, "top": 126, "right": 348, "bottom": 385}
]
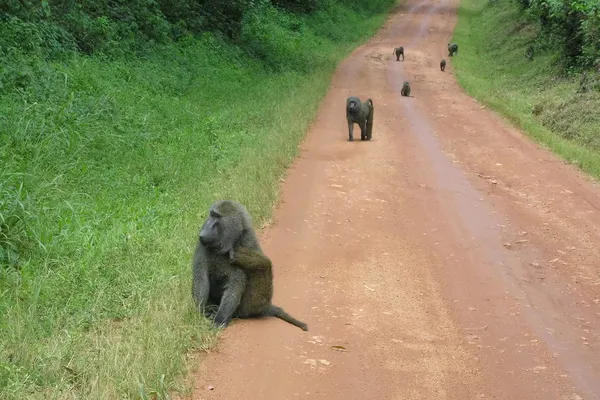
[
  {"left": 0, "top": 0, "right": 395, "bottom": 398},
  {"left": 451, "top": 0, "right": 600, "bottom": 178}
]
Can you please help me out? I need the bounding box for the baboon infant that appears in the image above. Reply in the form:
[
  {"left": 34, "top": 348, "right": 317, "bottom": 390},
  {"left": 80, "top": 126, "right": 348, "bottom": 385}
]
[
  {"left": 192, "top": 200, "right": 308, "bottom": 331},
  {"left": 346, "top": 96, "right": 374, "bottom": 142},
  {"left": 393, "top": 46, "right": 405, "bottom": 61},
  {"left": 400, "top": 81, "right": 411, "bottom": 97},
  {"left": 440, "top": 59, "right": 447, "bottom": 71},
  {"left": 448, "top": 42, "right": 458, "bottom": 57}
]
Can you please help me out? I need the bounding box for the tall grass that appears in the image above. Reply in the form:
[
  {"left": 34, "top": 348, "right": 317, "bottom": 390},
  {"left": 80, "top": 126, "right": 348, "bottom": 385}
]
[
  {"left": 451, "top": 0, "right": 600, "bottom": 178},
  {"left": 0, "top": 2, "right": 395, "bottom": 398}
]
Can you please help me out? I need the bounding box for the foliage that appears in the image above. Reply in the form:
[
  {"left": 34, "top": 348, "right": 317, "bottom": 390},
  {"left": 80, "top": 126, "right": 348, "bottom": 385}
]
[
  {"left": 452, "top": 0, "right": 600, "bottom": 179},
  {"left": 0, "top": 0, "right": 395, "bottom": 398},
  {"left": 514, "top": 0, "right": 600, "bottom": 69}
]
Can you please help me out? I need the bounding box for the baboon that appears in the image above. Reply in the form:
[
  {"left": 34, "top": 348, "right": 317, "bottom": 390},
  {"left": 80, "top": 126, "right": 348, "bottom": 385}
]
[
  {"left": 448, "top": 42, "right": 458, "bottom": 57},
  {"left": 192, "top": 200, "right": 308, "bottom": 331},
  {"left": 231, "top": 246, "right": 308, "bottom": 331},
  {"left": 393, "top": 46, "right": 405, "bottom": 61},
  {"left": 440, "top": 59, "right": 447, "bottom": 71},
  {"left": 400, "top": 81, "right": 411, "bottom": 97},
  {"left": 525, "top": 45, "right": 534, "bottom": 61},
  {"left": 346, "top": 96, "right": 374, "bottom": 141}
]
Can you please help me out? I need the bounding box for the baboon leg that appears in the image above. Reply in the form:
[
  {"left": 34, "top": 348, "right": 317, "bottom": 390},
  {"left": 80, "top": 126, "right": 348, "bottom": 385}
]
[
  {"left": 213, "top": 269, "right": 248, "bottom": 328},
  {"left": 360, "top": 122, "right": 367, "bottom": 141},
  {"left": 366, "top": 103, "right": 374, "bottom": 140},
  {"left": 401, "top": 53, "right": 405, "bottom": 61},
  {"left": 348, "top": 120, "right": 354, "bottom": 141},
  {"left": 263, "top": 304, "right": 308, "bottom": 331}
]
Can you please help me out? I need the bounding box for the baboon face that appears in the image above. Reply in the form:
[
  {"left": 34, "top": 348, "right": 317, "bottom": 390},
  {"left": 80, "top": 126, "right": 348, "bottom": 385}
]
[
  {"left": 199, "top": 209, "right": 224, "bottom": 248},
  {"left": 199, "top": 206, "right": 243, "bottom": 254},
  {"left": 348, "top": 100, "right": 357, "bottom": 110}
]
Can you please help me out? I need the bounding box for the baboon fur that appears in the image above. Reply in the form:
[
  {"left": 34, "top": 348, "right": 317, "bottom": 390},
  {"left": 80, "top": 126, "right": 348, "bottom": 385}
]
[
  {"left": 393, "top": 46, "right": 405, "bottom": 61},
  {"left": 346, "top": 96, "right": 374, "bottom": 142},
  {"left": 448, "top": 42, "right": 458, "bottom": 57},
  {"left": 192, "top": 200, "right": 308, "bottom": 331},
  {"left": 401, "top": 81, "right": 411, "bottom": 97},
  {"left": 440, "top": 59, "right": 447, "bottom": 71}
]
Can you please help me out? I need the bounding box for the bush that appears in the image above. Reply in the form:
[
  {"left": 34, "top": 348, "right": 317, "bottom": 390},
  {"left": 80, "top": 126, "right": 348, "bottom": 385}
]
[{"left": 520, "top": 0, "right": 600, "bottom": 69}]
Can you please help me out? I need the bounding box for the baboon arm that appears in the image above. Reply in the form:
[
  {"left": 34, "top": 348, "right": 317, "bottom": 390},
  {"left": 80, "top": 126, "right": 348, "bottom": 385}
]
[
  {"left": 231, "top": 247, "right": 272, "bottom": 271},
  {"left": 213, "top": 269, "right": 247, "bottom": 328},
  {"left": 192, "top": 246, "right": 210, "bottom": 311}
]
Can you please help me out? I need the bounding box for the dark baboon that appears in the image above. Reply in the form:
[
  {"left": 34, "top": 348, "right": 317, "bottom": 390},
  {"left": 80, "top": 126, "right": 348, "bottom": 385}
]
[
  {"left": 525, "top": 45, "right": 534, "bottom": 61},
  {"left": 393, "top": 46, "right": 405, "bottom": 61},
  {"left": 448, "top": 42, "right": 458, "bottom": 57},
  {"left": 440, "top": 59, "right": 447, "bottom": 71},
  {"left": 192, "top": 200, "right": 308, "bottom": 331},
  {"left": 346, "top": 96, "right": 374, "bottom": 141},
  {"left": 400, "top": 81, "right": 411, "bottom": 97}
]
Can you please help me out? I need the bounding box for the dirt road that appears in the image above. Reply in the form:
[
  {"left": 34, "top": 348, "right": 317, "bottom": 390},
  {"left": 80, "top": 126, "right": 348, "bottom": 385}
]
[{"left": 186, "top": 0, "right": 600, "bottom": 398}]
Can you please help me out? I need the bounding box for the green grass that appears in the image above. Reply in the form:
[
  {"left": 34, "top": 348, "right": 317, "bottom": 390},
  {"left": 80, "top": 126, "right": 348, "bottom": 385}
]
[
  {"left": 451, "top": 0, "right": 600, "bottom": 178},
  {"left": 0, "top": 3, "right": 394, "bottom": 399}
]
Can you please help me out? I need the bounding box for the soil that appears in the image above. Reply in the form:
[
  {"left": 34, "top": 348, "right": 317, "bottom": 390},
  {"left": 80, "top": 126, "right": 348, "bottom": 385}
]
[{"left": 184, "top": 0, "right": 600, "bottom": 398}]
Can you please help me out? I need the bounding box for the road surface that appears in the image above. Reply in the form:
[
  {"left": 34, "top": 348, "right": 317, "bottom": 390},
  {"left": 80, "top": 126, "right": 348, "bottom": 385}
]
[{"left": 185, "top": 0, "right": 600, "bottom": 398}]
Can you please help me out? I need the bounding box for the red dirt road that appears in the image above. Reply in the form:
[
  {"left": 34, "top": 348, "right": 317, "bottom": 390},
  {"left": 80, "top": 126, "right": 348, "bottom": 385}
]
[{"left": 187, "top": 0, "right": 600, "bottom": 398}]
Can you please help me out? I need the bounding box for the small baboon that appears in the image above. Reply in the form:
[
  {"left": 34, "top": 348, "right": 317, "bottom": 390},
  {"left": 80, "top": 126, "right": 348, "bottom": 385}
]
[
  {"left": 346, "top": 96, "right": 374, "bottom": 141},
  {"left": 525, "top": 45, "right": 534, "bottom": 61},
  {"left": 400, "top": 81, "right": 411, "bottom": 97},
  {"left": 440, "top": 59, "right": 447, "bottom": 71},
  {"left": 448, "top": 42, "right": 459, "bottom": 57},
  {"left": 231, "top": 247, "right": 308, "bottom": 331},
  {"left": 393, "top": 46, "right": 405, "bottom": 61},
  {"left": 192, "top": 200, "right": 308, "bottom": 331}
]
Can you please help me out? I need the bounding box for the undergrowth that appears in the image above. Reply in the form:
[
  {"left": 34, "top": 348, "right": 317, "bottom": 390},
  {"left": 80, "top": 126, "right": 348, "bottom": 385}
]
[
  {"left": 0, "top": 1, "right": 395, "bottom": 398},
  {"left": 451, "top": 0, "right": 600, "bottom": 178}
]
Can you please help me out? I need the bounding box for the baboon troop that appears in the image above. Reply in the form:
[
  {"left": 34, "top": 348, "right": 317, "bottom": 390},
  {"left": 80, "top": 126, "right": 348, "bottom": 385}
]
[
  {"left": 448, "top": 42, "right": 458, "bottom": 57},
  {"left": 190, "top": 40, "right": 472, "bottom": 334},
  {"left": 394, "top": 46, "right": 405, "bottom": 61},
  {"left": 342, "top": 42, "right": 462, "bottom": 140},
  {"left": 192, "top": 200, "right": 308, "bottom": 331},
  {"left": 346, "top": 96, "right": 374, "bottom": 141}
]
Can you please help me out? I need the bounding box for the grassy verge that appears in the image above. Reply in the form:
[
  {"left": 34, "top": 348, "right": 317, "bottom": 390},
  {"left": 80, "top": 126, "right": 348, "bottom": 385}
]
[
  {"left": 451, "top": 0, "right": 600, "bottom": 178},
  {"left": 0, "top": 3, "right": 394, "bottom": 399}
]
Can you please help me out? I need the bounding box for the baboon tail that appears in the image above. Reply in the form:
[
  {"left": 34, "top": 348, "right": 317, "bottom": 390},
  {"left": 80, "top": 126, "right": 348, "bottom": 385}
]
[
  {"left": 263, "top": 305, "right": 308, "bottom": 331},
  {"left": 366, "top": 99, "right": 374, "bottom": 138}
]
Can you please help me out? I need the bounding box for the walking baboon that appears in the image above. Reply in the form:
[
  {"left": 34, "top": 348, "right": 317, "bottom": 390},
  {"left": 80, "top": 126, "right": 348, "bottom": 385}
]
[
  {"left": 525, "top": 45, "right": 534, "bottom": 61},
  {"left": 448, "top": 42, "right": 458, "bottom": 57},
  {"left": 401, "top": 81, "right": 411, "bottom": 97},
  {"left": 192, "top": 200, "right": 308, "bottom": 331},
  {"left": 393, "top": 46, "right": 405, "bottom": 61},
  {"left": 346, "top": 96, "right": 374, "bottom": 141},
  {"left": 440, "top": 59, "right": 447, "bottom": 71}
]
